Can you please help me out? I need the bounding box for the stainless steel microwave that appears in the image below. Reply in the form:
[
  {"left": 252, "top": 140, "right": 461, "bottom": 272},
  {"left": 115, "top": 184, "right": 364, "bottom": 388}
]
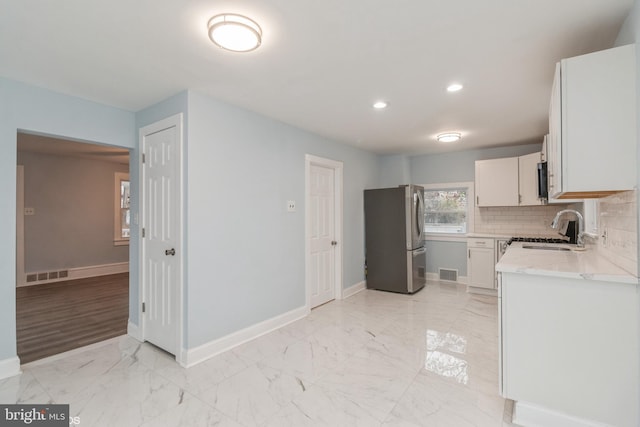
[{"left": 537, "top": 161, "right": 548, "bottom": 199}]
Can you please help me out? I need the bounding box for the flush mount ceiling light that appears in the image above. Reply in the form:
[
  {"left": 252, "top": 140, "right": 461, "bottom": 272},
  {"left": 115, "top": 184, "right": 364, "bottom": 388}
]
[
  {"left": 373, "top": 101, "right": 388, "bottom": 109},
  {"left": 208, "top": 13, "right": 262, "bottom": 52},
  {"left": 447, "top": 83, "right": 464, "bottom": 92},
  {"left": 437, "top": 132, "right": 462, "bottom": 143}
]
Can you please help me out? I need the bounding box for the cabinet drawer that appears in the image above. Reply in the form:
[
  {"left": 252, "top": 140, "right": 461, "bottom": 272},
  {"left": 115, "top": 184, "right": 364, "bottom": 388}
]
[{"left": 467, "top": 238, "right": 495, "bottom": 249}]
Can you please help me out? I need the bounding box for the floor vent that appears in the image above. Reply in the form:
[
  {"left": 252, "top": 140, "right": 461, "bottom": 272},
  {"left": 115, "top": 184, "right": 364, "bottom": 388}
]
[
  {"left": 25, "top": 270, "right": 69, "bottom": 284},
  {"left": 439, "top": 268, "right": 458, "bottom": 282}
]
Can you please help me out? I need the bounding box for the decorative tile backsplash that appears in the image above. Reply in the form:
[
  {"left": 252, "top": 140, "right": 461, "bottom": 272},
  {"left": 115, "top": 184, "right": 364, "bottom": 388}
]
[
  {"left": 474, "top": 191, "right": 638, "bottom": 276},
  {"left": 474, "top": 204, "right": 571, "bottom": 237},
  {"left": 597, "top": 190, "right": 637, "bottom": 276}
]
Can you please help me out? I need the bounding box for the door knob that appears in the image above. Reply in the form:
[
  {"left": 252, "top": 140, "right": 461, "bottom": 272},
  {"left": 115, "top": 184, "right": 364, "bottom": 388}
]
[
  {"left": 165, "top": 248, "right": 176, "bottom": 256},
  {"left": 331, "top": 241, "right": 337, "bottom": 246}
]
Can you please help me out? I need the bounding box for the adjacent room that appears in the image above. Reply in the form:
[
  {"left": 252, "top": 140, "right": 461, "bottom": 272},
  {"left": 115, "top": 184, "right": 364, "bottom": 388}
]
[{"left": 16, "top": 133, "right": 131, "bottom": 363}]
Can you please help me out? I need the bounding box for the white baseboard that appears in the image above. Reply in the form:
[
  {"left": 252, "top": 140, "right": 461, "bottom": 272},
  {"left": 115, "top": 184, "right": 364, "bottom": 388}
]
[
  {"left": 19, "top": 262, "right": 129, "bottom": 287},
  {"left": 182, "top": 305, "right": 309, "bottom": 368},
  {"left": 127, "top": 320, "right": 142, "bottom": 341},
  {"left": 0, "top": 357, "right": 21, "bottom": 380},
  {"left": 513, "top": 401, "right": 611, "bottom": 427},
  {"left": 343, "top": 281, "right": 366, "bottom": 299}
]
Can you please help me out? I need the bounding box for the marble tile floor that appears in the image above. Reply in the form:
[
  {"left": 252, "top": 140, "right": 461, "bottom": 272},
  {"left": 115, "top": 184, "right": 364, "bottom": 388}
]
[{"left": 1, "top": 280, "right": 518, "bottom": 426}]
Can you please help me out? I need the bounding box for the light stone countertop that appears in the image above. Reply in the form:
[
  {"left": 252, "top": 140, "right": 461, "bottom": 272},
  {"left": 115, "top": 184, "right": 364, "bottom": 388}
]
[{"left": 496, "top": 242, "right": 638, "bottom": 284}]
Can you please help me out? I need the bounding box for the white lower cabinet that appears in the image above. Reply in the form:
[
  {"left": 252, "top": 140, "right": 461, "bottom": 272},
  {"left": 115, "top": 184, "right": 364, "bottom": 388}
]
[
  {"left": 467, "top": 238, "right": 495, "bottom": 291},
  {"left": 500, "top": 272, "right": 639, "bottom": 427}
]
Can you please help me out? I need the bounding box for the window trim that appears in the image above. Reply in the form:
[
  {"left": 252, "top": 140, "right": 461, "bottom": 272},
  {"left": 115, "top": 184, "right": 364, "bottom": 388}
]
[
  {"left": 421, "top": 182, "right": 475, "bottom": 241},
  {"left": 114, "top": 172, "right": 130, "bottom": 246}
]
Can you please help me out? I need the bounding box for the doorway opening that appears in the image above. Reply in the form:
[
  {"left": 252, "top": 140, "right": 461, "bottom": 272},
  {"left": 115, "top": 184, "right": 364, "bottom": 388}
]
[{"left": 16, "top": 131, "right": 131, "bottom": 363}]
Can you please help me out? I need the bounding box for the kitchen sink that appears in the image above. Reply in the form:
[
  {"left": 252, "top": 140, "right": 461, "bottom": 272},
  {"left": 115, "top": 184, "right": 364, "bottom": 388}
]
[{"left": 522, "top": 244, "right": 571, "bottom": 251}]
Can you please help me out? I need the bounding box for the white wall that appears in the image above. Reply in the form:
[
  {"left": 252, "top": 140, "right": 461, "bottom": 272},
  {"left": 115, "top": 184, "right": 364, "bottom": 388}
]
[{"left": 0, "top": 77, "right": 135, "bottom": 366}]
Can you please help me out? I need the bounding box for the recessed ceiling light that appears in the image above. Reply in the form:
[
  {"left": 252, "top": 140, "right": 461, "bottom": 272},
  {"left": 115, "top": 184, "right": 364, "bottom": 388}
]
[
  {"left": 373, "top": 101, "right": 388, "bottom": 109},
  {"left": 437, "top": 132, "right": 462, "bottom": 143},
  {"left": 447, "top": 83, "right": 464, "bottom": 92},
  {"left": 208, "top": 13, "right": 262, "bottom": 52}
]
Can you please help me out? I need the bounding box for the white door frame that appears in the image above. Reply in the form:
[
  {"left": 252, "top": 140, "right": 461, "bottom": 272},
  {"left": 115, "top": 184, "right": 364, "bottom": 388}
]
[
  {"left": 138, "top": 113, "right": 185, "bottom": 365},
  {"left": 305, "top": 154, "right": 343, "bottom": 310},
  {"left": 16, "top": 165, "right": 25, "bottom": 286}
]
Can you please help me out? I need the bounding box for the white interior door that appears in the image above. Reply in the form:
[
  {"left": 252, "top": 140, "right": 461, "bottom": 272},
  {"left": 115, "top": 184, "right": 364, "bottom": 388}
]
[
  {"left": 140, "top": 115, "right": 182, "bottom": 356},
  {"left": 307, "top": 158, "right": 342, "bottom": 308}
]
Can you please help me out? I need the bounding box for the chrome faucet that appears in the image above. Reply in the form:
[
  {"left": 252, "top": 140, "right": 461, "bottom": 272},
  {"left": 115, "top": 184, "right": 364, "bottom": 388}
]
[{"left": 551, "top": 209, "right": 585, "bottom": 248}]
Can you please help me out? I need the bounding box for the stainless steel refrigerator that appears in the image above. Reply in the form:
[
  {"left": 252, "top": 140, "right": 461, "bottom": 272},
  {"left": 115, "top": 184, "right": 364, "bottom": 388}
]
[{"left": 364, "top": 185, "right": 427, "bottom": 294}]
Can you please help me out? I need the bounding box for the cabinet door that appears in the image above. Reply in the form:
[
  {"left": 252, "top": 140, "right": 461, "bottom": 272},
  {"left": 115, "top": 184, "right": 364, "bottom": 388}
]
[
  {"left": 475, "top": 157, "right": 519, "bottom": 207},
  {"left": 518, "top": 152, "right": 543, "bottom": 206},
  {"left": 547, "top": 64, "right": 562, "bottom": 199},
  {"left": 553, "top": 44, "right": 636, "bottom": 196},
  {"left": 468, "top": 246, "right": 495, "bottom": 289}
]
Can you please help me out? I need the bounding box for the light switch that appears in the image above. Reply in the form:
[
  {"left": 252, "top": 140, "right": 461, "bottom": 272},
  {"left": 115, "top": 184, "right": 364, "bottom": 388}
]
[
  {"left": 287, "top": 200, "right": 296, "bottom": 212},
  {"left": 24, "top": 207, "right": 35, "bottom": 216}
]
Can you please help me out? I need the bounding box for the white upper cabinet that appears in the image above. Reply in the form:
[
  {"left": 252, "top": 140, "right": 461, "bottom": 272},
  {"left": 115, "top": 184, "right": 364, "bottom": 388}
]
[
  {"left": 475, "top": 157, "right": 519, "bottom": 207},
  {"left": 475, "top": 153, "right": 544, "bottom": 207},
  {"left": 518, "top": 152, "right": 544, "bottom": 206},
  {"left": 548, "top": 44, "right": 636, "bottom": 199}
]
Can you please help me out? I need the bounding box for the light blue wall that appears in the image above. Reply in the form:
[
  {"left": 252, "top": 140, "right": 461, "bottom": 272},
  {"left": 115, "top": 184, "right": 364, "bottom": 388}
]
[
  {"left": 185, "top": 91, "right": 378, "bottom": 348},
  {"left": 377, "top": 154, "right": 411, "bottom": 187},
  {"left": 0, "top": 78, "right": 135, "bottom": 362},
  {"left": 410, "top": 143, "right": 542, "bottom": 184},
  {"left": 425, "top": 240, "right": 468, "bottom": 277},
  {"left": 402, "top": 143, "right": 541, "bottom": 276}
]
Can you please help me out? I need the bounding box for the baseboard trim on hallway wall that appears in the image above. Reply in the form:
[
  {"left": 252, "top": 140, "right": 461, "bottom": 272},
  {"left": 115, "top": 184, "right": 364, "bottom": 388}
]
[
  {"left": 0, "top": 357, "right": 21, "bottom": 380},
  {"left": 343, "top": 281, "right": 366, "bottom": 299},
  {"left": 127, "top": 320, "right": 142, "bottom": 341},
  {"left": 182, "top": 305, "right": 309, "bottom": 368},
  {"left": 18, "top": 262, "right": 129, "bottom": 287}
]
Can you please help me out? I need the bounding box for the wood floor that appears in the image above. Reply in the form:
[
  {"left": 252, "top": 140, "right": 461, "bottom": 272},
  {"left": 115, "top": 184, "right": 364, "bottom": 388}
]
[{"left": 16, "top": 273, "right": 129, "bottom": 364}]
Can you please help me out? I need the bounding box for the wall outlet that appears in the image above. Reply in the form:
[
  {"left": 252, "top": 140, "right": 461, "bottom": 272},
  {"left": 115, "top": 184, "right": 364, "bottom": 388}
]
[
  {"left": 287, "top": 200, "right": 296, "bottom": 212},
  {"left": 24, "top": 207, "right": 35, "bottom": 216}
]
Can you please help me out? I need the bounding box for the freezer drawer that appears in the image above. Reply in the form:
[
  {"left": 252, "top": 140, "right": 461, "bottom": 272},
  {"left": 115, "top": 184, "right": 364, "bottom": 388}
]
[{"left": 408, "top": 247, "right": 427, "bottom": 293}]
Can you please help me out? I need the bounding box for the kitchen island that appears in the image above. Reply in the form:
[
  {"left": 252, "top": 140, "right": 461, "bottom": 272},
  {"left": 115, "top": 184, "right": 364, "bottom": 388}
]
[{"left": 496, "top": 242, "right": 639, "bottom": 427}]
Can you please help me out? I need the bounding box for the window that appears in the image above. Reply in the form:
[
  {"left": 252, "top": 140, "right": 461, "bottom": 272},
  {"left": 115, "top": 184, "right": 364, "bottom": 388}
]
[
  {"left": 422, "top": 182, "right": 474, "bottom": 235},
  {"left": 114, "top": 172, "right": 130, "bottom": 245}
]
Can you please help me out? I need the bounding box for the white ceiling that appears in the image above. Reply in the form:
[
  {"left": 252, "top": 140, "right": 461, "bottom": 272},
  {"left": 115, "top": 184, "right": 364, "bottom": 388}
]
[{"left": 0, "top": 0, "right": 633, "bottom": 155}]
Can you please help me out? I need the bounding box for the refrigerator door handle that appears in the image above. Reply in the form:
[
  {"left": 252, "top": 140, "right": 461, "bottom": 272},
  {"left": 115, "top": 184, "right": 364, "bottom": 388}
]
[{"left": 416, "top": 189, "right": 425, "bottom": 241}]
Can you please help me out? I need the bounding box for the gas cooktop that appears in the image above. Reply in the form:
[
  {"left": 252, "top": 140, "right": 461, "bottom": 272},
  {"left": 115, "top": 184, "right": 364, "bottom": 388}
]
[{"left": 508, "top": 237, "right": 570, "bottom": 245}]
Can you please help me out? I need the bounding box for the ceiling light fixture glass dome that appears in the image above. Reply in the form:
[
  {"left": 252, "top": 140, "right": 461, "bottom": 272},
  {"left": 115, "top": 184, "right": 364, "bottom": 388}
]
[
  {"left": 437, "top": 132, "right": 462, "bottom": 143},
  {"left": 373, "top": 101, "right": 388, "bottom": 109},
  {"left": 208, "top": 14, "right": 262, "bottom": 52}
]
